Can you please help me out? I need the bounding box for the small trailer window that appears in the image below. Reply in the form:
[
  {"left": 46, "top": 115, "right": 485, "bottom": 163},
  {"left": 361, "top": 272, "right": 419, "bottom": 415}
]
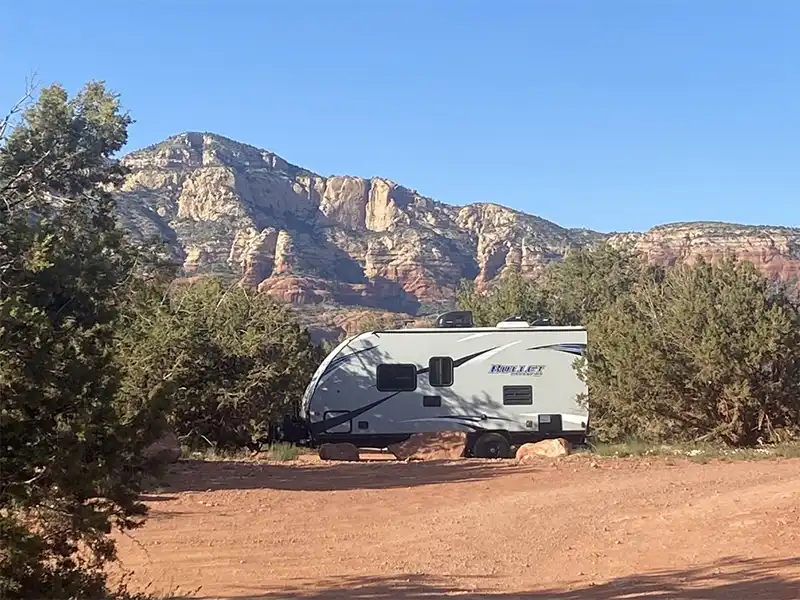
[
  {"left": 377, "top": 363, "right": 418, "bottom": 391},
  {"left": 423, "top": 395, "right": 442, "bottom": 407},
  {"left": 503, "top": 385, "right": 533, "bottom": 405},
  {"left": 429, "top": 356, "right": 454, "bottom": 387}
]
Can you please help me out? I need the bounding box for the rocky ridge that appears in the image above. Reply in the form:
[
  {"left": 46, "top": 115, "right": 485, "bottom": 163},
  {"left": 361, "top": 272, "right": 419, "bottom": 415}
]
[
  {"left": 116, "top": 132, "right": 800, "bottom": 325},
  {"left": 612, "top": 222, "right": 800, "bottom": 282}
]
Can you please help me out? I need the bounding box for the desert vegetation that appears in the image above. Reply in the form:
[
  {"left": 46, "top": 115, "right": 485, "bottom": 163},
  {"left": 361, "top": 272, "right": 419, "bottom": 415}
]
[
  {"left": 0, "top": 82, "right": 322, "bottom": 599},
  {"left": 458, "top": 245, "right": 800, "bottom": 447},
  {"left": 2, "top": 80, "right": 799, "bottom": 599}
]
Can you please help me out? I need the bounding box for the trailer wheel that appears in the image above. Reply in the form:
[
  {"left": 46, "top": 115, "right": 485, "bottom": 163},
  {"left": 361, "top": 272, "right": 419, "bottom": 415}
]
[{"left": 472, "top": 432, "right": 511, "bottom": 459}]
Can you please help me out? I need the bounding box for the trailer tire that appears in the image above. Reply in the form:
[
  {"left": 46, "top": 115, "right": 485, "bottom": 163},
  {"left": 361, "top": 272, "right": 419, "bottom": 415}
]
[{"left": 472, "top": 432, "right": 511, "bottom": 459}]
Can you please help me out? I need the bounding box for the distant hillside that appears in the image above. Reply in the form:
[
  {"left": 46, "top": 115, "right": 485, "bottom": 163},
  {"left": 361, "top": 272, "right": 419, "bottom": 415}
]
[{"left": 115, "top": 132, "right": 800, "bottom": 322}]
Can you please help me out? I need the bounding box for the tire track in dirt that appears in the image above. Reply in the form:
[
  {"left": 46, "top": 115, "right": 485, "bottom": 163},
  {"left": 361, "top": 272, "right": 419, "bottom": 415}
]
[{"left": 114, "top": 456, "right": 800, "bottom": 598}]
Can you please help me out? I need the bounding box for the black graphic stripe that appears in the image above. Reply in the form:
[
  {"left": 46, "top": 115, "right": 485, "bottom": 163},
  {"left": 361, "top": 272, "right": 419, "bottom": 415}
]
[
  {"left": 310, "top": 346, "right": 499, "bottom": 435},
  {"left": 428, "top": 417, "right": 480, "bottom": 431},
  {"left": 453, "top": 347, "right": 498, "bottom": 367},
  {"left": 307, "top": 346, "right": 379, "bottom": 407},
  {"left": 309, "top": 391, "right": 400, "bottom": 435},
  {"left": 434, "top": 415, "right": 521, "bottom": 424},
  {"left": 321, "top": 346, "right": 378, "bottom": 377},
  {"left": 527, "top": 343, "right": 586, "bottom": 356}
]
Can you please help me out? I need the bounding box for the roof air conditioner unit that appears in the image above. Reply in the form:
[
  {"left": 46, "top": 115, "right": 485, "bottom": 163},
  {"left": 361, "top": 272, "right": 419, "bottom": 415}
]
[{"left": 434, "top": 311, "right": 474, "bottom": 329}]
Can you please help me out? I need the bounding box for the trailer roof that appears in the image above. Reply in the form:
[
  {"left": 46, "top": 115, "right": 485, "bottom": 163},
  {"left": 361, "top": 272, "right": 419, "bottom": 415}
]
[{"left": 367, "top": 325, "right": 587, "bottom": 334}]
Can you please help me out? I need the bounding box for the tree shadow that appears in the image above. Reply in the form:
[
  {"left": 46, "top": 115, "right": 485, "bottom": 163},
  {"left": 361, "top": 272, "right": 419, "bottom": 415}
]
[
  {"left": 178, "top": 557, "right": 800, "bottom": 599},
  {"left": 299, "top": 329, "right": 588, "bottom": 453},
  {"left": 159, "top": 457, "right": 530, "bottom": 493}
]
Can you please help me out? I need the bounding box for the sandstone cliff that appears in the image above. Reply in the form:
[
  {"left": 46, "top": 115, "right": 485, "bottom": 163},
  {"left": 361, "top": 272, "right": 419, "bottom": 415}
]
[
  {"left": 116, "top": 132, "right": 800, "bottom": 321},
  {"left": 612, "top": 222, "right": 800, "bottom": 282},
  {"left": 116, "top": 132, "right": 604, "bottom": 313}
]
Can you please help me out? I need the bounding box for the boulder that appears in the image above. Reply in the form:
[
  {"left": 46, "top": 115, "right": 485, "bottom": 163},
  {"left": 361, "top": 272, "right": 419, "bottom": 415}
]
[
  {"left": 318, "top": 442, "right": 360, "bottom": 461},
  {"left": 516, "top": 438, "right": 571, "bottom": 462},
  {"left": 143, "top": 430, "right": 182, "bottom": 465},
  {"left": 388, "top": 431, "right": 468, "bottom": 461}
]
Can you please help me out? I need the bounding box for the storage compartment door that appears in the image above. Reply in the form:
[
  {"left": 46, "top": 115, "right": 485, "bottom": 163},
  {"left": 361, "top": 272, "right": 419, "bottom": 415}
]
[{"left": 322, "top": 411, "right": 352, "bottom": 434}]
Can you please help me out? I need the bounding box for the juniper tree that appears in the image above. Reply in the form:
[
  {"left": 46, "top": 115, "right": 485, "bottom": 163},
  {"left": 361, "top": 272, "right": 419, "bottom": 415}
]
[
  {"left": 130, "top": 277, "right": 324, "bottom": 452},
  {"left": 581, "top": 257, "right": 800, "bottom": 445},
  {"left": 457, "top": 240, "right": 653, "bottom": 326},
  {"left": 0, "top": 81, "right": 168, "bottom": 599}
]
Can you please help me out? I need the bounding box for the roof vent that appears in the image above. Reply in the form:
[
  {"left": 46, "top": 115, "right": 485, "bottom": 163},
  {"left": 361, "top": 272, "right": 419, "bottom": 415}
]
[
  {"left": 496, "top": 316, "right": 531, "bottom": 328},
  {"left": 496, "top": 320, "right": 531, "bottom": 328}
]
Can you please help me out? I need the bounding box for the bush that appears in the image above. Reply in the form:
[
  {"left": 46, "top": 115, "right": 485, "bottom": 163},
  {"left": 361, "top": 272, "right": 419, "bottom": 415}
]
[
  {"left": 0, "top": 82, "right": 170, "bottom": 599},
  {"left": 0, "top": 81, "right": 326, "bottom": 598},
  {"left": 121, "top": 276, "right": 324, "bottom": 452},
  {"left": 265, "top": 442, "right": 302, "bottom": 462},
  {"left": 457, "top": 240, "right": 653, "bottom": 327},
  {"left": 458, "top": 242, "right": 800, "bottom": 448},
  {"left": 581, "top": 257, "right": 800, "bottom": 446},
  {"left": 457, "top": 270, "right": 550, "bottom": 327}
]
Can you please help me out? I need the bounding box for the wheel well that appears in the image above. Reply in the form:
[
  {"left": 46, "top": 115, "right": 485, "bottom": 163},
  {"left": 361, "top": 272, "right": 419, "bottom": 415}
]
[
  {"left": 467, "top": 429, "right": 510, "bottom": 444},
  {"left": 467, "top": 430, "right": 513, "bottom": 458}
]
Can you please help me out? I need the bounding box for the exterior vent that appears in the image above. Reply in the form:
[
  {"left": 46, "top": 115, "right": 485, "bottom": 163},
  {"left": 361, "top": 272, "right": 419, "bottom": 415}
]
[{"left": 496, "top": 316, "right": 531, "bottom": 328}]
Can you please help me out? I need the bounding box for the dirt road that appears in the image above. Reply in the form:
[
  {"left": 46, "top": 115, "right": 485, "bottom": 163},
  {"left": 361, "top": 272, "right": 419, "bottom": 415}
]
[{"left": 115, "top": 453, "right": 800, "bottom": 599}]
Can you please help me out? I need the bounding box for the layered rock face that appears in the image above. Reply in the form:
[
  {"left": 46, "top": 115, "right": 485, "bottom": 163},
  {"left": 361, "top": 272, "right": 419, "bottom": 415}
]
[
  {"left": 116, "top": 132, "right": 604, "bottom": 312},
  {"left": 116, "top": 132, "right": 800, "bottom": 320},
  {"left": 611, "top": 222, "right": 800, "bottom": 282}
]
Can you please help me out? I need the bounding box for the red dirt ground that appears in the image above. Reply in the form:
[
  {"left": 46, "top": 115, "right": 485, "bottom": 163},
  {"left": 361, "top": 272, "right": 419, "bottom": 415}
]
[{"left": 114, "top": 452, "right": 800, "bottom": 600}]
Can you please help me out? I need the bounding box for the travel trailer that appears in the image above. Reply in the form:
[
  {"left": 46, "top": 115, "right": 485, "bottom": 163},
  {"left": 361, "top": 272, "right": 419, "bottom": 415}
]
[{"left": 286, "top": 312, "right": 589, "bottom": 458}]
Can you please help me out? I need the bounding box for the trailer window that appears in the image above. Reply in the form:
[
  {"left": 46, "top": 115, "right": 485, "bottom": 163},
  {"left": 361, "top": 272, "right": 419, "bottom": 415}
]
[
  {"left": 423, "top": 395, "right": 441, "bottom": 407},
  {"left": 503, "top": 385, "right": 533, "bottom": 405},
  {"left": 429, "top": 356, "right": 454, "bottom": 387},
  {"left": 377, "top": 363, "right": 417, "bottom": 392}
]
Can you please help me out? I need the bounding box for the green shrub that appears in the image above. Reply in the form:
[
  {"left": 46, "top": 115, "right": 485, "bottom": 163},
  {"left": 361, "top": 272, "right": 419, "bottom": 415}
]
[
  {"left": 0, "top": 81, "right": 169, "bottom": 599},
  {"left": 581, "top": 257, "right": 800, "bottom": 446}
]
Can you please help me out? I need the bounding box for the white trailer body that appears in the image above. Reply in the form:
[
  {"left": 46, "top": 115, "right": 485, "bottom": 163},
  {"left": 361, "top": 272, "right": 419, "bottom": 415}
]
[{"left": 299, "top": 323, "right": 589, "bottom": 457}]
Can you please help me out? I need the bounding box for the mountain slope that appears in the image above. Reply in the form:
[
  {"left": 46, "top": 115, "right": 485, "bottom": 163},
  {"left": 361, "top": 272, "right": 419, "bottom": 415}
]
[
  {"left": 613, "top": 222, "right": 800, "bottom": 283},
  {"left": 116, "top": 132, "right": 800, "bottom": 317},
  {"left": 116, "top": 132, "right": 606, "bottom": 313}
]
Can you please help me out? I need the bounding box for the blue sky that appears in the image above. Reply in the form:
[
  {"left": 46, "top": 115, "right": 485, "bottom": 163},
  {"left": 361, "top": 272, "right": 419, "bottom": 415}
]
[{"left": 2, "top": 0, "right": 797, "bottom": 232}]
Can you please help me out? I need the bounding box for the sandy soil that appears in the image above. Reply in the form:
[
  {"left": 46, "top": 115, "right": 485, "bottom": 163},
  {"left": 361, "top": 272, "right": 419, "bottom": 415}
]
[{"left": 115, "top": 452, "right": 800, "bottom": 600}]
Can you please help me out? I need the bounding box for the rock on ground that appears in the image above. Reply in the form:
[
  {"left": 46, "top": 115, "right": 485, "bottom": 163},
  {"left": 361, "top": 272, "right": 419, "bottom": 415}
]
[
  {"left": 516, "top": 438, "right": 571, "bottom": 462},
  {"left": 388, "top": 431, "right": 467, "bottom": 461},
  {"left": 143, "top": 430, "right": 182, "bottom": 465},
  {"left": 318, "top": 442, "right": 360, "bottom": 461}
]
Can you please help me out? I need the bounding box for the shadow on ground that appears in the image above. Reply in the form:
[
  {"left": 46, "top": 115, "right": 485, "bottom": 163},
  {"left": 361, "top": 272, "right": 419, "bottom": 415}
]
[
  {"left": 178, "top": 557, "right": 800, "bottom": 599},
  {"left": 160, "top": 458, "right": 531, "bottom": 493}
]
